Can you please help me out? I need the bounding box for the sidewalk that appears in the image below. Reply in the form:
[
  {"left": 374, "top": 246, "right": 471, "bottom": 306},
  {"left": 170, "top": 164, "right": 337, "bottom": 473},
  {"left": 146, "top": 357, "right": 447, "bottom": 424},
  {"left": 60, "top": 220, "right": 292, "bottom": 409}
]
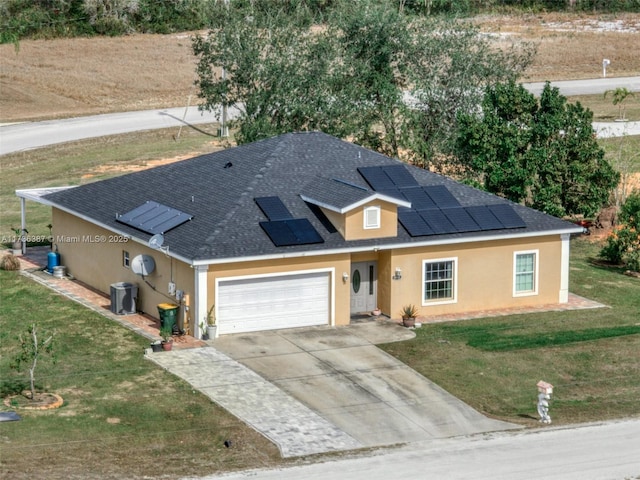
[{"left": 10, "top": 246, "right": 204, "bottom": 349}]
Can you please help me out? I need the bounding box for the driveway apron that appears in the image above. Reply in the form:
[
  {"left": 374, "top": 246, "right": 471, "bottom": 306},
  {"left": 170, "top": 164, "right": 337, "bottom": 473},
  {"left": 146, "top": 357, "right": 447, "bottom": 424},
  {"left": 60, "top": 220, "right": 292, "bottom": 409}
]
[{"left": 154, "top": 323, "right": 519, "bottom": 456}]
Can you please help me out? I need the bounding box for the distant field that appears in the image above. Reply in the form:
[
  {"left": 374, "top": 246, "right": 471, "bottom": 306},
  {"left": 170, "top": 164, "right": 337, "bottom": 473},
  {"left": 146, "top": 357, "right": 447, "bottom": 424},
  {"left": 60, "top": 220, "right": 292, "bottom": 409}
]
[{"left": 1, "top": 13, "right": 639, "bottom": 123}]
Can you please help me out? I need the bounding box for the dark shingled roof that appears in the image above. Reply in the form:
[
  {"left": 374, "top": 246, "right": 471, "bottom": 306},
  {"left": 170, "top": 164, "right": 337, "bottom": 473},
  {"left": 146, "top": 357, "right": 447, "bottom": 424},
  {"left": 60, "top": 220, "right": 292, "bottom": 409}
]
[{"left": 43, "top": 132, "right": 581, "bottom": 263}]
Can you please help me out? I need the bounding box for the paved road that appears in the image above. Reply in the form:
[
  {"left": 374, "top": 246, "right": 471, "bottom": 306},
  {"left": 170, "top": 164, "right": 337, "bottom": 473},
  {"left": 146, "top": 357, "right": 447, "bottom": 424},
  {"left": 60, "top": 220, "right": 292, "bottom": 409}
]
[
  {"left": 2, "top": 77, "right": 639, "bottom": 156},
  {"left": 192, "top": 419, "right": 640, "bottom": 480},
  {"left": 0, "top": 105, "right": 241, "bottom": 156},
  {"left": 523, "top": 76, "right": 640, "bottom": 96}
]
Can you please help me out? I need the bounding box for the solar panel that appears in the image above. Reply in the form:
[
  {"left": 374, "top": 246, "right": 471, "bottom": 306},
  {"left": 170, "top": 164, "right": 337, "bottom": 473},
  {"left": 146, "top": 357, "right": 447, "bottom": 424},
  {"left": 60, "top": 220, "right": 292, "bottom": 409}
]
[
  {"left": 117, "top": 201, "right": 192, "bottom": 234},
  {"left": 288, "top": 218, "right": 324, "bottom": 244},
  {"left": 357, "top": 166, "right": 396, "bottom": 191},
  {"left": 402, "top": 187, "right": 438, "bottom": 211},
  {"left": 465, "top": 205, "right": 504, "bottom": 230},
  {"left": 488, "top": 204, "right": 526, "bottom": 228},
  {"left": 398, "top": 210, "right": 434, "bottom": 236},
  {"left": 421, "top": 209, "right": 457, "bottom": 234},
  {"left": 424, "top": 185, "right": 461, "bottom": 208},
  {"left": 382, "top": 165, "right": 419, "bottom": 188},
  {"left": 259, "top": 221, "right": 298, "bottom": 246},
  {"left": 260, "top": 219, "right": 324, "bottom": 247},
  {"left": 442, "top": 207, "right": 482, "bottom": 232},
  {"left": 377, "top": 189, "right": 407, "bottom": 202},
  {"left": 255, "top": 196, "right": 293, "bottom": 221}
]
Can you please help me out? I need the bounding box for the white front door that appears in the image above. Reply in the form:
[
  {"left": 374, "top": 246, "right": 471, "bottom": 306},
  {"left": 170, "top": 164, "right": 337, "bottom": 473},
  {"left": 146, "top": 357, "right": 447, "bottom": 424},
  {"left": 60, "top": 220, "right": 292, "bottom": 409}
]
[
  {"left": 217, "top": 271, "right": 331, "bottom": 335},
  {"left": 350, "top": 262, "right": 377, "bottom": 314}
]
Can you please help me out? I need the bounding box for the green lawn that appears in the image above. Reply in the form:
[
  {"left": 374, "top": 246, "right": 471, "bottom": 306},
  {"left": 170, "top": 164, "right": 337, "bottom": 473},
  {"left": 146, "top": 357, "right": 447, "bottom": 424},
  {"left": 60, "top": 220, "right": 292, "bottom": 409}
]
[
  {"left": 0, "top": 270, "right": 283, "bottom": 480},
  {"left": 381, "top": 238, "right": 640, "bottom": 425}
]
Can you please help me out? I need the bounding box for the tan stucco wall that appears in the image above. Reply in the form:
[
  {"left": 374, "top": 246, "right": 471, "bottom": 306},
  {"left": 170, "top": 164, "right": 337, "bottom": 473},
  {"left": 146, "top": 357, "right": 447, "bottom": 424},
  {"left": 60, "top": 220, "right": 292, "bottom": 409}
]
[
  {"left": 344, "top": 200, "right": 398, "bottom": 240},
  {"left": 382, "top": 235, "right": 563, "bottom": 320},
  {"left": 52, "top": 209, "right": 194, "bottom": 322},
  {"left": 321, "top": 200, "right": 398, "bottom": 241},
  {"left": 208, "top": 253, "right": 352, "bottom": 326},
  {"left": 53, "top": 207, "right": 567, "bottom": 331}
]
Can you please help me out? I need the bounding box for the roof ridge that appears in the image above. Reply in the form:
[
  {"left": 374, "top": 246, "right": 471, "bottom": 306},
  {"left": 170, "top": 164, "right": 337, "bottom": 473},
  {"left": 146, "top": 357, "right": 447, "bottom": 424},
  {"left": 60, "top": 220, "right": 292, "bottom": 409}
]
[{"left": 197, "top": 134, "right": 292, "bottom": 249}]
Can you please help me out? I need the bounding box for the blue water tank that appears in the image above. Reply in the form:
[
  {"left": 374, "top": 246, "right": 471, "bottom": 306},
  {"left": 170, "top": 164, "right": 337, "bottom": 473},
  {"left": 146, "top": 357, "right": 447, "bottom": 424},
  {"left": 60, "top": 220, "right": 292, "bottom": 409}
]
[{"left": 47, "top": 251, "right": 60, "bottom": 274}]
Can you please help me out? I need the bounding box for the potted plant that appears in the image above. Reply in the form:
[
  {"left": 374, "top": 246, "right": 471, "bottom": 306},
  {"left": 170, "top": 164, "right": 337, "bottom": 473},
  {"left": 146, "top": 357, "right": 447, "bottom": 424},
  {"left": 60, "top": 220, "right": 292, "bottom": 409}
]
[
  {"left": 11, "top": 227, "right": 26, "bottom": 255},
  {"left": 400, "top": 304, "right": 419, "bottom": 328},
  {"left": 206, "top": 304, "right": 216, "bottom": 339},
  {"left": 160, "top": 326, "right": 173, "bottom": 351},
  {"left": 150, "top": 340, "right": 163, "bottom": 352},
  {"left": 200, "top": 322, "right": 209, "bottom": 340}
]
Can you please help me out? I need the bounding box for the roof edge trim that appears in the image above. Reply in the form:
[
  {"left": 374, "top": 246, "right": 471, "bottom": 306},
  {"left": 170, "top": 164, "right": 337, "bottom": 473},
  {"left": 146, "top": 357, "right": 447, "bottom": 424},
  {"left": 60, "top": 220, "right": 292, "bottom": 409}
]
[
  {"left": 300, "top": 192, "right": 411, "bottom": 214},
  {"left": 192, "top": 226, "right": 583, "bottom": 266}
]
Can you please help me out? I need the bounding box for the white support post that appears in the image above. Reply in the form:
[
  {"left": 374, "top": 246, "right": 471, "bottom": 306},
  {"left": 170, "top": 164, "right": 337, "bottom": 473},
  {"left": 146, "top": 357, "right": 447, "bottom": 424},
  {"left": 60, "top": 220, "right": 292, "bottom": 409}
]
[
  {"left": 194, "top": 265, "right": 209, "bottom": 339},
  {"left": 20, "top": 197, "right": 27, "bottom": 255},
  {"left": 559, "top": 233, "right": 570, "bottom": 303}
]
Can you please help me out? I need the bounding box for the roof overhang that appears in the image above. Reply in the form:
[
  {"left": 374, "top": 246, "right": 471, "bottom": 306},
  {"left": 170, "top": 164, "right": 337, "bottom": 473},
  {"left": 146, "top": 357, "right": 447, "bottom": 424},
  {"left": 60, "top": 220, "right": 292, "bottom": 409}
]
[
  {"left": 301, "top": 192, "right": 411, "bottom": 214},
  {"left": 17, "top": 188, "right": 195, "bottom": 265},
  {"left": 191, "top": 226, "right": 583, "bottom": 266},
  {"left": 16, "top": 186, "right": 77, "bottom": 204}
]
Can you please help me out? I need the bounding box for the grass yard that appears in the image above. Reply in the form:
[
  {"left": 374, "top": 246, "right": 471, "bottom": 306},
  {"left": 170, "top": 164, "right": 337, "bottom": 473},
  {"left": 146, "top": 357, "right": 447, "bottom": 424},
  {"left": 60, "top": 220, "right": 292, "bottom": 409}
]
[
  {"left": 380, "top": 238, "right": 640, "bottom": 426},
  {"left": 0, "top": 270, "right": 285, "bottom": 480}
]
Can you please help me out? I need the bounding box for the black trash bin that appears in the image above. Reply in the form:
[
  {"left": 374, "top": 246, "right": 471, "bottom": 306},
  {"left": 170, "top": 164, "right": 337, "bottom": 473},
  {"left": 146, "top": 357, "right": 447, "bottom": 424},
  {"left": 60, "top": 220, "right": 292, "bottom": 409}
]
[{"left": 157, "top": 303, "right": 179, "bottom": 331}]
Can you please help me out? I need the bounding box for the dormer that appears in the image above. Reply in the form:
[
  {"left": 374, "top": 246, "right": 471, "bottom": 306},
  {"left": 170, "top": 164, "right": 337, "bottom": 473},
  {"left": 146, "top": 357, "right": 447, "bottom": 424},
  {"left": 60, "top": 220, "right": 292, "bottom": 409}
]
[{"left": 301, "top": 177, "right": 411, "bottom": 241}]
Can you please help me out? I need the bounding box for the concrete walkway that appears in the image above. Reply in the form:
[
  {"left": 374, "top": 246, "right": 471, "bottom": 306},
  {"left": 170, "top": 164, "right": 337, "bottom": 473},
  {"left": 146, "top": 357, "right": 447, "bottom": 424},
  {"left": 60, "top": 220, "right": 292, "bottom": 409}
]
[
  {"left": 147, "top": 324, "right": 520, "bottom": 458},
  {"left": 148, "top": 346, "right": 362, "bottom": 457}
]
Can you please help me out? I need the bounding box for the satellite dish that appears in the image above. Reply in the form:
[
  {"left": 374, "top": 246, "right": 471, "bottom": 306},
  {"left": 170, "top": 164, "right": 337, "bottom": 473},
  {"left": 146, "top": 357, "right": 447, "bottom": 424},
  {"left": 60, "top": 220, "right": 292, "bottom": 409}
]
[
  {"left": 131, "top": 255, "right": 156, "bottom": 276},
  {"left": 148, "top": 234, "right": 164, "bottom": 250}
]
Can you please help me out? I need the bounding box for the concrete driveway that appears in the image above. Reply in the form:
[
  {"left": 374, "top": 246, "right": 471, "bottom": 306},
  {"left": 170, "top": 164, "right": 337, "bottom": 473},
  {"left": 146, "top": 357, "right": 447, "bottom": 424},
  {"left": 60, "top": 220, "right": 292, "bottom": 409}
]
[{"left": 213, "top": 322, "right": 519, "bottom": 448}]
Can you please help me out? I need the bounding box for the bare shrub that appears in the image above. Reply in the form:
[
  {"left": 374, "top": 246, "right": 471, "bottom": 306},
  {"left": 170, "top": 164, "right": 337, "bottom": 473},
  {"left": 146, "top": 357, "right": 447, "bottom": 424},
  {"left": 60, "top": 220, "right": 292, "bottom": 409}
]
[{"left": 0, "top": 253, "right": 21, "bottom": 271}]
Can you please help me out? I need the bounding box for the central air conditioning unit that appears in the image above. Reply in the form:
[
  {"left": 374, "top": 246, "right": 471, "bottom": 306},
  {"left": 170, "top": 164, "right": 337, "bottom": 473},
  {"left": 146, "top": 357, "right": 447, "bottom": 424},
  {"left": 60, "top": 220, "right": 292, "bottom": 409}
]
[{"left": 110, "top": 282, "right": 138, "bottom": 315}]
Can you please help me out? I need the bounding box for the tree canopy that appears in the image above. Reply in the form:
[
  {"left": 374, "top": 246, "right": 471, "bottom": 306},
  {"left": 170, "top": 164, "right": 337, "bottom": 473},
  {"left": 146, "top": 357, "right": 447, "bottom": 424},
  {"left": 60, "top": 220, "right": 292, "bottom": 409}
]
[
  {"left": 192, "top": 1, "right": 534, "bottom": 163},
  {"left": 456, "top": 81, "right": 619, "bottom": 218}
]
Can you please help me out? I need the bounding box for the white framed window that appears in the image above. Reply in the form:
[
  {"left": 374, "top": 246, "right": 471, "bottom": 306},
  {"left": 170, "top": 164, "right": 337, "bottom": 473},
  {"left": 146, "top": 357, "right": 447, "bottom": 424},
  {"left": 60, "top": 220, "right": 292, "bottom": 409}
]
[
  {"left": 123, "top": 250, "right": 130, "bottom": 268},
  {"left": 514, "top": 250, "right": 538, "bottom": 296},
  {"left": 363, "top": 206, "right": 381, "bottom": 229},
  {"left": 422, "top": 257, "right": 457, "bottom": 305}
]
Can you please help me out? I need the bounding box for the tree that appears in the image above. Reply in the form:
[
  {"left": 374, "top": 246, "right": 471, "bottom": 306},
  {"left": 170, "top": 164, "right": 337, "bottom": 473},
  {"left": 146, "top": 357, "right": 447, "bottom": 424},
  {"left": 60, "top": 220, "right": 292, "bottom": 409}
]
[
  {"left": 604, "top": 87, "right": 636, "bottom": 121},
  {"left": 456, "top": 81, "right": 619, "bottom": 218},
  {"left": 192, "top": 0, "right": 534, "bottom": 160},
  {"left": 10, "top": 323, "right": 55, "bottom": 401}
]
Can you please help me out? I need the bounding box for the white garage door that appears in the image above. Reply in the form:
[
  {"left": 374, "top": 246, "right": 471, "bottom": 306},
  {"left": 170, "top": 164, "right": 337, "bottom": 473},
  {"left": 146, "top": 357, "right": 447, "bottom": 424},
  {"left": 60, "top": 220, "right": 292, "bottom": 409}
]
[{"left": 217, "top": 271, "right": 331, "bottom": 335}]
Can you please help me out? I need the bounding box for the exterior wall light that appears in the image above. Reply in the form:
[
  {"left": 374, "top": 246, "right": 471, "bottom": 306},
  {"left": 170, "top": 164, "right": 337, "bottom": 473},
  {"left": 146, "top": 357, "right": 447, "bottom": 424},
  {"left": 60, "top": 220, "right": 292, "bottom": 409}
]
[
  {"left": 342, "top": 272, "right": 349, "bottom": 283},
  {"left": 393, "top": 267, "right": 402, "bottom": 280}
]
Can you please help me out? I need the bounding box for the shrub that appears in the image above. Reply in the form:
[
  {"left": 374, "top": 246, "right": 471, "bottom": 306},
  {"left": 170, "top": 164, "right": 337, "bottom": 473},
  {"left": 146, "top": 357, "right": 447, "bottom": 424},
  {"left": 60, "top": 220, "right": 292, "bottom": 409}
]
[
  {"left": 0, "top": 253, "right": 21, "bottom": 271},
  {"left": 599, "top": 191, "right": 640, "bottom": 271}
]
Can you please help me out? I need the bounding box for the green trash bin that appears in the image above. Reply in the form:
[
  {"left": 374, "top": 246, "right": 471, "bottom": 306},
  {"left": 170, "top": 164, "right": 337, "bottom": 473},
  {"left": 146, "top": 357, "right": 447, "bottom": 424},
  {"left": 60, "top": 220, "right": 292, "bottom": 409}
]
[{"left": 157, "top": 303, "right": 179, "bottom": 331}]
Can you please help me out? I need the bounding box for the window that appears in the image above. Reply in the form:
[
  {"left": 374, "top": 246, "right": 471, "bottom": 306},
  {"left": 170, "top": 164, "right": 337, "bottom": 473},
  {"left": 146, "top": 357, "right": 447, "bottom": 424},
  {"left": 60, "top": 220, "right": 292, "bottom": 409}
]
[
  {"left": 423, "top": 258, "right": 457, "bottom": 305},
  {"left": 363, "top": 206, "right": 380, "bottom": 229},
  {"left": 123, "top": 250, "right": 130, "bottom": 268},
  {"left": 514, "top": 250, "right": 538, "bottom": 296}
]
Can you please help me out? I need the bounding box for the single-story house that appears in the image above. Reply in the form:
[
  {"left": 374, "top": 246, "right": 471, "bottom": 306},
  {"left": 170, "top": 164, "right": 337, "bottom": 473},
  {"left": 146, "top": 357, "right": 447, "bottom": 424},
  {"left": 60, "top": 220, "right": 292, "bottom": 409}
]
[{"left": 17, "top": 131, "right": 583, "bottom": 338}]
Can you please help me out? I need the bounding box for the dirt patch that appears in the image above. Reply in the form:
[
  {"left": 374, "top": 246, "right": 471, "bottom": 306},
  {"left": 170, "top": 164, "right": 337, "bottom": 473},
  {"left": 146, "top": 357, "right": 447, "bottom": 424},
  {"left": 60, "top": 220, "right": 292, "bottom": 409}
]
[
  {"left": 1, "top": 14, "right": 639, "bottom": 123},
  {"left": 4, "top": 392, "right": 63, "bottom": 410},
  {"left": 80, "top": 153, "right": 198, "bottom": 179}
]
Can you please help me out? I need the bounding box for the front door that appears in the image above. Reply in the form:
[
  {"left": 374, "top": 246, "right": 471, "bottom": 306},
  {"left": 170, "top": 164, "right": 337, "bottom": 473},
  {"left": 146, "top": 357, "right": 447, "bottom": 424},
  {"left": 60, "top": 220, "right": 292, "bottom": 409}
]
[{"left": 350, "top": 262, "right": 377, "bottom": 314}]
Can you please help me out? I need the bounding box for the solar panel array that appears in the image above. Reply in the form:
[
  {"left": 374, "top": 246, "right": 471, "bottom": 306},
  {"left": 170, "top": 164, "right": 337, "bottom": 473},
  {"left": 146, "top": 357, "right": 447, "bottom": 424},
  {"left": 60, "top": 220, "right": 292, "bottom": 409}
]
[
  {"left": 357, "top": 166, "right": 525, "bottom": 237},
  {"left": 117, "top": 200, "right": 193, "bottom": 235},
  {"left": 255, "top": 197, "right": 324, "bottom": 247}
]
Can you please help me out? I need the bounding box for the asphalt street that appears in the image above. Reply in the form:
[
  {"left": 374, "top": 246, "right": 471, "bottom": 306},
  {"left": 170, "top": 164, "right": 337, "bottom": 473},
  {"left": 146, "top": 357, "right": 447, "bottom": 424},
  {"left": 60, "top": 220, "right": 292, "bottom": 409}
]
[
  {"left": 2, "top": 77, "right": 639, "bottom": 156},
  {"left": 194, "top": 419, "right": 640, "bottom": 480}
]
